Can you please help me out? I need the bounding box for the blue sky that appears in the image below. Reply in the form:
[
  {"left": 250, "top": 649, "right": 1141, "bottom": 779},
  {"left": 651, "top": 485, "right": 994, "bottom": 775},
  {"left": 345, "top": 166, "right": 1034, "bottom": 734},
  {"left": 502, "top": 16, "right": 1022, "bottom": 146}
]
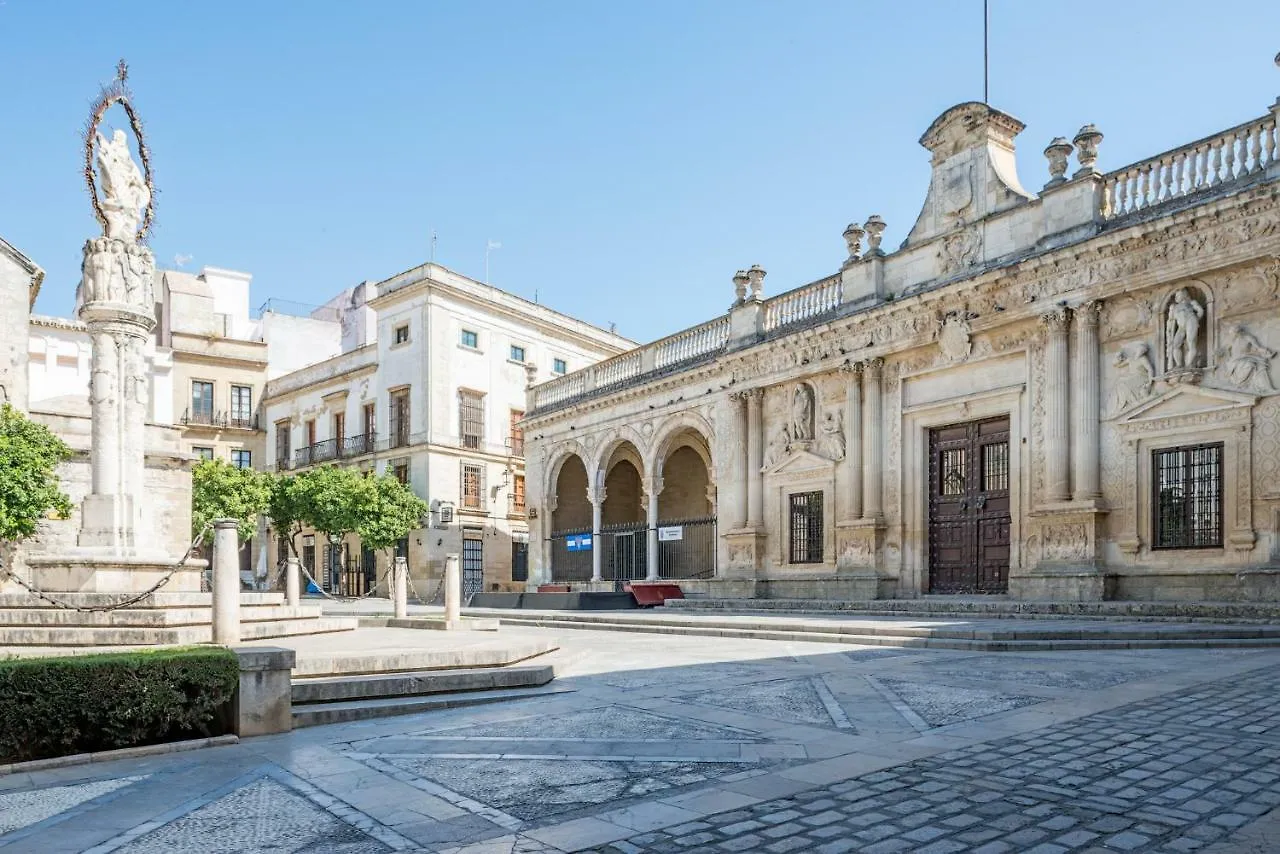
[{"left": 4, "top": 1, "right": 1278, "bottom": 343}]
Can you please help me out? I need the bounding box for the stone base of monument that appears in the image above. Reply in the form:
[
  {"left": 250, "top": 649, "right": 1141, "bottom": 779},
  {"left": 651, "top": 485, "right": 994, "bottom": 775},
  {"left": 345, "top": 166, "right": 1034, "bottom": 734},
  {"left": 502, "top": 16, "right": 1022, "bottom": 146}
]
[
  {"left": 0, "top": 592, "right": 358, "bottom": 646},
  {"left": 23, "top": 554, "right": 205, "bottom": 593}
]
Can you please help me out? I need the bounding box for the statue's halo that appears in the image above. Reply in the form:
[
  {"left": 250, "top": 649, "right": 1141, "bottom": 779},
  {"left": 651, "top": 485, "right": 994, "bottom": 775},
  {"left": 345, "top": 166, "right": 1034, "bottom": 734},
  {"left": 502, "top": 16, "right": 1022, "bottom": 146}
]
[{"left": 83, "top": 63, "right": 155, "bottom": 242}]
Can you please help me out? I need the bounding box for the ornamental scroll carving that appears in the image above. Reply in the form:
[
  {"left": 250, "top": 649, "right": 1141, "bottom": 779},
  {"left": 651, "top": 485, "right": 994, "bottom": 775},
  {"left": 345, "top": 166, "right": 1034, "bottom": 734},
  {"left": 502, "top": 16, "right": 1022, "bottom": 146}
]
[{"left": 936, "top": 311, "right": 973, "bottom": 363}]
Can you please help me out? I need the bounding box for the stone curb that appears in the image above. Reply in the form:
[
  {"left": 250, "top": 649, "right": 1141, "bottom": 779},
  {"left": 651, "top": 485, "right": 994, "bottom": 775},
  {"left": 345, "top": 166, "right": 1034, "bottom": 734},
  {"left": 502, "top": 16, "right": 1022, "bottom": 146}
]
[{"left": 0, "top": 734, "right": 239, "bottom": 776}]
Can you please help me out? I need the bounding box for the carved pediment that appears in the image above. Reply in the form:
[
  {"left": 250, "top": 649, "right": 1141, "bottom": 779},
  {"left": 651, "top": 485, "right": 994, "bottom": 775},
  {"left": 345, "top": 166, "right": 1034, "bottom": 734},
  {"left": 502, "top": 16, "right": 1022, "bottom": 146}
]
[
  {"left": 764, "top": 446, "right": 836, "bottom": 477},
  {"left": 1116, "top": 384, "right": 1256, "bottom": 434}
]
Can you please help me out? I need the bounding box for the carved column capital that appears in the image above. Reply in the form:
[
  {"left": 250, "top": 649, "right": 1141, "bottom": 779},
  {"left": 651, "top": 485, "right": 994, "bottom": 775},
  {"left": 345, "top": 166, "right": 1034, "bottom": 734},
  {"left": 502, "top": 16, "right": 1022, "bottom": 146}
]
[
  {"left": 862, "top": 357, "right": 885, "bottom": 380},
  {"left": 1077, "top": 299, "right": 1104, "bottom": 327},
  {"left": 1040, "top": 306, "right": 1072, "bottom": 334},
  {"left": 841, "top": 360, "right": 864, "bottom": 379},
  {"left": 586, "top": 486, "right": 607, "bottom": 505},
  {"left": 641, "top": 476, "right": 664, "bottom": 499}
]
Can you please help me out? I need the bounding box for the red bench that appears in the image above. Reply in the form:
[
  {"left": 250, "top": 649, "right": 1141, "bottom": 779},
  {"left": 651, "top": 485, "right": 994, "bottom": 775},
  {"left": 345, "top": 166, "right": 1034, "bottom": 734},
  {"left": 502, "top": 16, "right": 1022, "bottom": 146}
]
[
  {"left": 626, "top": 583, "right": 684, "bottom": 607},
  {"left": 537, "top": 584, "right": 572, "bottom": 593}
]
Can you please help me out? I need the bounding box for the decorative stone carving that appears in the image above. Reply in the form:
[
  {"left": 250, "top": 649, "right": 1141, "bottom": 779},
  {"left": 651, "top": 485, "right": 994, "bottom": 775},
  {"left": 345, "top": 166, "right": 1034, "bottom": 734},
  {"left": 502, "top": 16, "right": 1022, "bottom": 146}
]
[
  {"left": 842, "top": 222, "right": 864, "bottom": 268},
  {"left": 732, "top": 270, "right": 749, "bottom": 304},
  {"left": 1164, "top": 287, "right": 1206, "bottom": 373},
  {"left": 1219, "top": 323, "right": 1276, "bottom": 393},
  {"left": 764, "top": 420, "right": 791, "bottom": 469},
  {"left": 936, "top": 311, "right": 973, "bottom": 362},
  {"left": 94, "top": 128, "right": 151, "bottom": 241},
  {"left": 864, "top": 215, "right": 886, "bottom": 256},
  {"left": 816, "top": 410, "right": 845, "bottom": 461},
  {"left": 939, "top": 225, "right": 982, "bottom": 274},
  {"left": 1072, "top": 124, "right": 1103, "bottom": 176},
  {"left": 1043, "top": 137, "right": 1073, "bottom": 188},
  {"left": 790, "top": 383, "right": 815, "bottom": 441},
  {"left": 1109, "top": 342, "right": 1156, "bottom": 416},
  {"left": 746, "top": 265, "right": 766, "bottom": 299},
  {"left": 1041, "top": 523, "right": 1089, "bottom": 561},
  {"left": 1101, "top": 294, "right": 1153, "bottom": 341}
]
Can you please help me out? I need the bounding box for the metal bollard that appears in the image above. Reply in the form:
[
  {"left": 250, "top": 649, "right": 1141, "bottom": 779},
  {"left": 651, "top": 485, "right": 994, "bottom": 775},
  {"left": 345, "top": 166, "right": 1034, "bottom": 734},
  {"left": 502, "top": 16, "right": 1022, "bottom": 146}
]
[
  {"left": 212, "top": 519, "right": 241, "bottom": 644},
  {"left": 444, "top": 553, "right": 461, "bottom": 629},
  {"left": 393, "top": 556, "right": 409, "bottom": 619},
  {"left": 285, "top": 556, "right": 301, "bottom": 607}
]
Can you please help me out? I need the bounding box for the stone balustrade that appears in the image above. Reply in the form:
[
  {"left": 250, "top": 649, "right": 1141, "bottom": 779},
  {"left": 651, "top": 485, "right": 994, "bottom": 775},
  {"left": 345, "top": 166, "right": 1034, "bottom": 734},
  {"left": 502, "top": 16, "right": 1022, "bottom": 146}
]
[
  {"left": 1103, "top": 112, "right": 1278, "bottom": 220},
  {"left": 654, "top": 316, "right": 730, "bottom": 369},
  {"left": 763, "top": 275, "right": 842, "bottom": 332}
]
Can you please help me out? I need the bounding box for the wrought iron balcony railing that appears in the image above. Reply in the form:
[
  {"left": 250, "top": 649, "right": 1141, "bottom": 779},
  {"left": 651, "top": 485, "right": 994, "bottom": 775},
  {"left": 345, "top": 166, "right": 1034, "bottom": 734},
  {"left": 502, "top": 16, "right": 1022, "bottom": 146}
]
[{"left": 181, "top": 409, "right": 260, "bottom": 430}]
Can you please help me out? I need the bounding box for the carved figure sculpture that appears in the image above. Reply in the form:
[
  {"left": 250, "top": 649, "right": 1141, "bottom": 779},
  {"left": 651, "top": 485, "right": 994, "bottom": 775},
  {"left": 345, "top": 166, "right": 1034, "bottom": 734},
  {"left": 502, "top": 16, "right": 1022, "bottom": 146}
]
[
  {"left": 1110, "top": 342, "right": 1155, "bottom": 415},
  {"left": 1165, "top": 288, "right": 1205, "bottom": 371},
  {"left": 791, "top": 384, "right": 814, "bottom": 441},
  {"left": 816, "top": 410, "right": 845, "bottom": 460},
  {"left": 1220, "top": 324, "right": 1276, "bottom": 393},
  {"left": 764, "top": 423, "right": 791, "bottom": 468},
  {"left": 95, "top": 129, "right": 150, "bottom": 241}
]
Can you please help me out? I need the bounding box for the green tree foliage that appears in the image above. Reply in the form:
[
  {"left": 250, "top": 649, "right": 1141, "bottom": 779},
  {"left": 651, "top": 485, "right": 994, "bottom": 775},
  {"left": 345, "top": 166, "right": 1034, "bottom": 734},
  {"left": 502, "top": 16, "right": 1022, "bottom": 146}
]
[
  {"left": 357, "top": 473, "right": 429, "bottom": 553},
  {"left": 0, "top": 403, "right": 73, "bottom": 543},
  {"left": 267, "top": 473, "right": 308, "bottom": 558},
  {"left": 291, "top": 465, "right": 375, "bottom": 541},
  {"left": 191, "top": 458, "right": 272, "bottom": 542}
]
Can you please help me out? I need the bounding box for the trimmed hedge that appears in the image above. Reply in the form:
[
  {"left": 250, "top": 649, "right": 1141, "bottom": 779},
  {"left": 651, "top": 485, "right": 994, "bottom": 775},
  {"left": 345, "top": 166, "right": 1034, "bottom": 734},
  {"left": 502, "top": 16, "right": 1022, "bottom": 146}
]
[{"left": 0, "top": 646, "right": 239, "bottom": 763}]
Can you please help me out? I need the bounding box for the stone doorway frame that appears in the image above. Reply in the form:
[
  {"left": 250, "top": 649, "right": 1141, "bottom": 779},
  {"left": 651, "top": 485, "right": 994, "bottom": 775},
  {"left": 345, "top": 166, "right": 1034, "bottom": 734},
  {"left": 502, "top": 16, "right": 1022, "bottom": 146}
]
[{"left": 899, "top": 383, "right": 1027, "bottom": 596}]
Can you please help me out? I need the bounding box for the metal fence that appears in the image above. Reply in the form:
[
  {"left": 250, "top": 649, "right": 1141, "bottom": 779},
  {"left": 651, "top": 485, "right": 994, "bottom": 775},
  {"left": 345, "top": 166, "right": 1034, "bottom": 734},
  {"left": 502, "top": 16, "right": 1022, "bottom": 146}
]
[
  {"left": 548, "top": 518, "right": 718, "bottom": 584},
  {"left": 600, "top": 522, "right": 647, "bottom": 583},
  {"left": 656, "top": 516, "right": 717, "bottom": 579},
  {"left": 549, "top": 528, "right": 593, "bottom": 582}
]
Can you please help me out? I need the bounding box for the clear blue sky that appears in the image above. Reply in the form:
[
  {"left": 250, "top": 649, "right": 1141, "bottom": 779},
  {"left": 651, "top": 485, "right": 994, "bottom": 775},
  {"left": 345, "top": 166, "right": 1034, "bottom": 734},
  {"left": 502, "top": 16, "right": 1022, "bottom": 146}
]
[{"left": 4, "top": 1, "right": 1278, "bottom": 343}]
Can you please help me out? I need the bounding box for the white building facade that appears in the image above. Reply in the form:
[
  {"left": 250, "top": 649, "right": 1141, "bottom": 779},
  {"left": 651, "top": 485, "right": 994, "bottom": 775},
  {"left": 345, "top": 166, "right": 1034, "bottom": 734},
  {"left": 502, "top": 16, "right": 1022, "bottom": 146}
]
[{"left": 262, "top": 263, "right": 633, "bottom": 597}]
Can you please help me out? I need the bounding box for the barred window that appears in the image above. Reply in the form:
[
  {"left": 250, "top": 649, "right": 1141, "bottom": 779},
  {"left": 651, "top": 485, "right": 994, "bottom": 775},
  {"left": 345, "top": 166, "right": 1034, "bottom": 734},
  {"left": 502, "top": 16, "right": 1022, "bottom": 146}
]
[
  {"left": 462, "top": 463, "right": 485, "bottom": 509},
  {"left": 512, "top": 474, "right": 526, "bottom": 513},
  {"left": 1153, "top": 443, "right": 1224, "bottom": 549},
  {"left": 789, "top": 491, "right": 823, "bottom": 564},
  {"left": 393, "top": 324, "right": 409, "bottom": 344},
  {"left": 460, "top": 390, "right": 485, "bottom": 450},
  {"left": 389, "top": 389, "right": 410, "bottom": 448}
]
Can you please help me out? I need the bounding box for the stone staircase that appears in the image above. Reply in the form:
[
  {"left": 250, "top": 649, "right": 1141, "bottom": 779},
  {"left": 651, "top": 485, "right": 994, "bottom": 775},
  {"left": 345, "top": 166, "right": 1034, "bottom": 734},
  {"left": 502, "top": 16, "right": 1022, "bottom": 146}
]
[{"left": 0, "top": 592, "right": 357, "bottom": 646}]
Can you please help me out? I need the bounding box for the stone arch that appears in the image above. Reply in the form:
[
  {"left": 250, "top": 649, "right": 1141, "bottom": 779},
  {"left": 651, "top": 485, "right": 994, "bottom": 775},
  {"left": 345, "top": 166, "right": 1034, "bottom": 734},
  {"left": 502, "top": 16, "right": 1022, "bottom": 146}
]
[
  {"left": 650, "top": 413, "right": 716, "bottom": 520},
  {"left": 648, "top": 411, "right": 715, "bottom": 476},
  {"left": 601, "top": 439, "right": 645, "bottom": 525},
  {"left": 549, "top": 448, "right": 592, "bottom": 534},
  {"left": 589, "top": 424, "right": 648, "bottom": 481},
  {"left": 544, "top": 439, "right": 589, "bottom": 505}
]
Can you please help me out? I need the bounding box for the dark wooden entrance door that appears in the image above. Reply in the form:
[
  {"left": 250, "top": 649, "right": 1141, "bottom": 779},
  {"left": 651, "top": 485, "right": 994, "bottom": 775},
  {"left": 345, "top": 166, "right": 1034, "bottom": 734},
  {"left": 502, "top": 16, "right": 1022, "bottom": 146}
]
[{"left": 928, "top": 416, "right": 1012, "bottom": 593}]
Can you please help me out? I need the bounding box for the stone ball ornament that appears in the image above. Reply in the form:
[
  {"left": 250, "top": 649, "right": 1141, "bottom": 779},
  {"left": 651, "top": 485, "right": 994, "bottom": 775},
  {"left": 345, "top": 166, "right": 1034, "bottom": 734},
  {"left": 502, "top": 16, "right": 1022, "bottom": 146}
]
[{"left": 84, "top": 59, "right": 156, "bottom": 243}]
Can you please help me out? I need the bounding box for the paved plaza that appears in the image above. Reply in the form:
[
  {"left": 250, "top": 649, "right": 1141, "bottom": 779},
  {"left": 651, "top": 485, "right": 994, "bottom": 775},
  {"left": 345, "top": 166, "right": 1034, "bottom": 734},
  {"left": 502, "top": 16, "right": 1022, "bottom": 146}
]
[{"left": 2, "top": 626, "right": 1279, "bottom": 853}]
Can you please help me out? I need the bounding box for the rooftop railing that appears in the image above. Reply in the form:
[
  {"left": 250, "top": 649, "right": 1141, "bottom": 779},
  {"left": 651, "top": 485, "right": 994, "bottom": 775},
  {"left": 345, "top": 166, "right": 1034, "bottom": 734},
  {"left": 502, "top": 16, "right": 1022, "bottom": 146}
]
[{"left": 762, "top": 275, "right": 842, "bottom": 332}]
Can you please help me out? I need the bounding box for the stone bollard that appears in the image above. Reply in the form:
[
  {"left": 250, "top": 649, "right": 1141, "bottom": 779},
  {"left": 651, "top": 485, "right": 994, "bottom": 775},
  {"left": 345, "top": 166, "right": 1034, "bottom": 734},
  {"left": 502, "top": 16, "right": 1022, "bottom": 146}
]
[
  {"left": 393, "top": 556, "right": 409, "bottom": 619},
  {"left": 231, "top": 647, "right": 295, "bottom": 735},
  {"left": 212, "top": 519, "right": 241, "bottom": 644},
  {"left": 444, "top": 553, "right": 462, "bottom": 629},
  {"left": 285, "top": 556, "right": 301, "bottom": 607}
]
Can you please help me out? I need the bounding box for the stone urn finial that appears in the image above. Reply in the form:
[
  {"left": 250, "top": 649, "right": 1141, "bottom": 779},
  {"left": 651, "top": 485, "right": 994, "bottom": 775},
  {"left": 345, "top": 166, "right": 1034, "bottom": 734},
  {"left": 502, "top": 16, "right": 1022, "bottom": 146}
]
[
  {"left": 1043, "top": 137, "right": 1074, "bottom": 189},
  {"left": 1072, "top": 124, "right": 1103, "bottom": 177},
  {"left": 864, "top": 215, "right": 886, "bottom": 257},
  {"left": 732, "top": 269, "right": 750, "bottom": 304},
  {"left": 524, "top": 361, "right": 538, "bottom": 387},
  {"left": 746, "top": 264, "right": 767, "bottom": 299},
  {"left": 842, "top": 222, "right": 864, "bottom": 268}
]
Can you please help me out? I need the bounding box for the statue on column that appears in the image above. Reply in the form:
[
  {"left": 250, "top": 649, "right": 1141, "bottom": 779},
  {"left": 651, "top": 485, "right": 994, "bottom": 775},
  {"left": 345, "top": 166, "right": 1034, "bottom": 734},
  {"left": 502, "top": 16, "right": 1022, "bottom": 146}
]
[{"left": 95, "top": 129, "right": 151, "bottom": 242}]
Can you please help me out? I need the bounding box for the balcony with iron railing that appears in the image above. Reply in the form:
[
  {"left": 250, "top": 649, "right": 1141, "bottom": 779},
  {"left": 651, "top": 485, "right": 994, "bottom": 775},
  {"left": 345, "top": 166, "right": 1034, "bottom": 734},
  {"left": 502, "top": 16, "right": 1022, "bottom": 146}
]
[
  {"left": 508, "top": 492, "right": 527, "bottom": 517},
  {"left": 181, "top": 409, "right": 260, "bottom": 430},
  {"left": 285, "top": 432, "right": 377, "bottom": 470}
]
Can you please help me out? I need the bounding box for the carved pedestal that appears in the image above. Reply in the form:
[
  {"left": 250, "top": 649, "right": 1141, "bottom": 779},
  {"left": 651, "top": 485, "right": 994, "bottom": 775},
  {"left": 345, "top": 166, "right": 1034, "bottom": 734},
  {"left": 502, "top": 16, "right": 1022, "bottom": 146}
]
[
  {"left": 834, "top": 518, "right": 890, "bottom": 599},
  {"left": 722, "top": 529, "right": 767, "bottom": 579},
  {"left": 1010, "top": 504, "right": 1112, "bottom": 601}
]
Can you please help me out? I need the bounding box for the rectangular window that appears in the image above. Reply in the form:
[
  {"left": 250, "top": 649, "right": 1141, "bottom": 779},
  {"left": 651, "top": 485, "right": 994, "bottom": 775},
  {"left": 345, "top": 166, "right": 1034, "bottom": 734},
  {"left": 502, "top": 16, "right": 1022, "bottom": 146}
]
[
  {"left": 511, "top": 474, "right": 526, "bottom": 514},
  {"left": 788, "top": 491, "right": 823, "bottom": 564},
  {"left": 231, "top": 449, "right": 252, "bottom": 469},
  {"left": 510, "top": 344, "right": 526, "bottom": 362},
  {"left": 511, "top": 533, "right": 529, "bottom": 583},
  {"left": 509, "top": 410, "right": 524, "bottom": 456},
  {"left": 393, "top": 324, "right": 410, "bottom": 344},
  {"left": 389, "top": 389, "right": 410, "bottom": 448},
  {"left": 194, "top": 446, "right": 214, "bottom": 461},
  {"left": 459, "top": 390, "right": 485, "bottom": 450},
  {"left": 363, "top": 402, "right": 376, "bottom": 439},
  {"left": 461, "top": 329, "right": 478, "bottom": 349},
  {"left": 982, "top": 442, "right": 1009, "bottom": 492},
  {"left": 392, "top": 463, "right": 409, "bottom": 485},
  {"left": 1153, "top": 443, "right": 1224, "bottom": 549},
  {"left": 940, "top": 448, "right": 967, "bottom": 496},
  {"left": 463, "top": 529, "right": 484, "bottom": 595},
  {"left": 191, "top": 381, "right": 214, "bottom": 424},
  {"left": 462, "top": 463, "right": 485, "bottom": 509},
  {"left": 553, "top": 358, "right": 567, "bottom": 374},
  {"left": 334, "top": 411, "right": 345, "bottom": 444},
  {"left": 275, "top": 420, "right": 291, "bottom": 463},
  {"left": 230, "top": 385, "right": 252, "bottom": 428}
]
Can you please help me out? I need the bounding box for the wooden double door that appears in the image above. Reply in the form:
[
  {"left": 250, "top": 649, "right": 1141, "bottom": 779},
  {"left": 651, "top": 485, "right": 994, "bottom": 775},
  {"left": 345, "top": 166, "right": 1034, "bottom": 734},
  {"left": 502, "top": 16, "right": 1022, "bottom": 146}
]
[{"left": 928, "top": 416, "right": 1012, "bottom": 594}]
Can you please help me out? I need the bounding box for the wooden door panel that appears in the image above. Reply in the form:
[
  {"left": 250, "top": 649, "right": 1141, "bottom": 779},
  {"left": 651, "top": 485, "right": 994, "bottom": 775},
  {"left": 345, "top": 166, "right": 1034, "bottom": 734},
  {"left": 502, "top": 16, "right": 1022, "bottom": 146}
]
[{"left": 929, "top": 416, "right": 1011, "bottom": 594}]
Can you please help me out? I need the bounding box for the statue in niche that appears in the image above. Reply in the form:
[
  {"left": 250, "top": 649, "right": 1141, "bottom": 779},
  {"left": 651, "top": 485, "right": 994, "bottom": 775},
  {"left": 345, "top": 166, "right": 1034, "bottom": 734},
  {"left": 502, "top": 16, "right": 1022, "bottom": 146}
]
[
  {"left": 816, "top": 410, "right": 845, "bottom": 460},
  {"left": 790, "top": 384, "right": 815, "bottom": 442},
  {"left": 1165, "top": 288, "right": 1205, "bottom": 371},
  {"left": 95, "top": 128, "right": 150, "bottom": 241},
  {"left": 1109, "top": 342, "right": 1155, "bottom": 415},
  {"left": 1219, "top": 324, "right": 1276, "bottom": 393}
]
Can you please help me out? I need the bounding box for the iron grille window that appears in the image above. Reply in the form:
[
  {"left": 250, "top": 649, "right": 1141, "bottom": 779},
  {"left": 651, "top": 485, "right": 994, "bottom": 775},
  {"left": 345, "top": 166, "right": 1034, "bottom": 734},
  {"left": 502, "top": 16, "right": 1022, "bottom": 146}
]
[
  {"left": 511, "top": 474, "right": 526, "bottom": 514},
  {"left": 191, "top": 381, "right": 214, "bottom": 422},
  {"left": 1153, "top": 443, "right": 1224, "bottom": 549},
  {"left": 940, "top": 448, "right": 967, "bottom": 495},
  {"left": 363, "top": 403, "right": 376, "bottom": 438},
  {"left": 230, "top": 385, "right": 252, "bottom": 426},
  {"left": 789, "top": 491, "right": 823, "bottom": 564},
  {"left": 463, "top": 530, "right": 484, "bottom": 595},
  {"left": 460, "top": 390, "right": 485, "bottom": 449},
  {"left": 982, "top": 442, "right": 1009, "bottom": 492},
  {"left": 275, "top": 421, "right": 291, "bottom": 463},
  {"left": 509, "top": 410, "right": 524, "bottom": 455},
  {"left": 462, "top": 463, "right": 485, "bottom": 509},
  {"left": 392, "top": 463, "right": 409, "bottom": 485},
  {"left": 393, "top": 324, "right": 409, "bottom": 344},
  {"left": 511, "top": 535, "right": 529, "bottom": 582},
  {"left": 389, "top": 390, "right": 410, "bottom": 448},
  {"left": 231, "top": 449, "right": 252, "bottom": 469}
]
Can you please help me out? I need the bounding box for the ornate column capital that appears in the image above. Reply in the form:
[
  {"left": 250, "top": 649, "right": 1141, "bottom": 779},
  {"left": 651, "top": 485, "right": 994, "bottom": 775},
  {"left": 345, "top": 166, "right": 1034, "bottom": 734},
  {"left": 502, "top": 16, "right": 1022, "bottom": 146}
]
[
  {"left": 841, "top": 359, "right": 864, "bottom": 379},
  {"left": 1077, "top": 299, "right": 1104, "bottom": 328},
  {"left": 641, "top": 476, "right": 664, "bottom": 499},
  {"left": 862, "top": 357, "right": 885, "bottom": 380},
  {"left": 586, "top": 486, "right": 607, "bottom": 505},
  {"left": 1040, "top": 306, "right": 1072, "bottom": 334}
]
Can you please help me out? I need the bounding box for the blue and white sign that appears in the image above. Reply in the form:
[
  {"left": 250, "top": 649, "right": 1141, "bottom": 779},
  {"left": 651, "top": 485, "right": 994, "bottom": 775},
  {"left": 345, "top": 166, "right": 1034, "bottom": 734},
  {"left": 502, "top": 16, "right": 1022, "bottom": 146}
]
[{"left": 565, "top": 534, "right": 593, "bottom": 552}]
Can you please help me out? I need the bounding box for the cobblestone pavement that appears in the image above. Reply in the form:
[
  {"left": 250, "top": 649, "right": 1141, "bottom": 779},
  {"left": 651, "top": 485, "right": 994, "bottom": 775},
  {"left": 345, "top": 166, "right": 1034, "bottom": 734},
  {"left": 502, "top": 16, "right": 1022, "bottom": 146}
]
[{"left": 1, "top": 626, "right": 1278, "bottom": 853}]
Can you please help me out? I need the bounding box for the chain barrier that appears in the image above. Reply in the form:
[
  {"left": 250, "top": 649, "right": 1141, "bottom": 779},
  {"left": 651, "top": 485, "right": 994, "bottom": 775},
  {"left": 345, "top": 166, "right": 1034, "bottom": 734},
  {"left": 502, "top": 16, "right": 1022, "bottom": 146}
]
[
  {"left": 293, "top": 559, "right": 393, "bottom": 602},
  {"left": 0, "top": 523, "right": 214, "bottom": 613}
]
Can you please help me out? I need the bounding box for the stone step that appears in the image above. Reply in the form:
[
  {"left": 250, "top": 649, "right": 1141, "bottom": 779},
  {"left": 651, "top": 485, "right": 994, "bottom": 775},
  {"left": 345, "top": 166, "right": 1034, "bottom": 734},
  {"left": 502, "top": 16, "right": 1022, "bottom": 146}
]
[
  {"left": 667, "top": 597, "right": 1280, "bottom": 623},
  {"left": 292, "top": 684, "right": 570, "bottom": 729},
  {"left": 290, "top": 639, "right": 559, "bottom": 678},
  {"left": 0, "top": 592, "right": 287, "bottom": 609},
  {"left": 291, "top": 663, "right": 555, "bottom": 704},
  {"left": 0, "top": 605, "right": 327, "bottom": 628},
  {"left": 483, "top": 613, "right": 1280, "bottom": 651},
  {"left": 0, "top": 616, "right": 357, "bottom": 646}
]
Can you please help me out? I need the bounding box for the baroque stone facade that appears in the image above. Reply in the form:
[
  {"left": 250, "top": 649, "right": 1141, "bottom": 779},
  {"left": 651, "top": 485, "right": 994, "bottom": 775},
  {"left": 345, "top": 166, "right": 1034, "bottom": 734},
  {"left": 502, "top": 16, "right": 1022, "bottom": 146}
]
[{"left": 524, "top": 87, "right": 1280, "bottom": 602}]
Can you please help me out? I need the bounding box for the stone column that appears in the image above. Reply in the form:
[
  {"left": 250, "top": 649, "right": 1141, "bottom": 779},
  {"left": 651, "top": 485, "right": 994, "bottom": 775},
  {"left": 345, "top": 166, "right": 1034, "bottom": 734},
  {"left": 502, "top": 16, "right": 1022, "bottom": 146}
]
[
  {"left": 212, "top": 519, "right": 241, "bottom": 645},
  {"left": 393, "top": 555, "right": 408, "bottom": 618},
  {"left": 861, "top": 358, "right": 884, "bottom": 520},
  {"left": 843, "top": 362, "right": 864, "bottom": 521},
  {"left": 588, "top": 485, "right": 606, "bottom": 582},
  {"left": 729, "top": 392, "right": 749, "bottom": 529},
  {"left": 746, "top": 388, "right": 765, "bottom": 529},
  {"left": 1073, "top": 301, "right": 1103, "bottom": 501},
  {"left": 643, "top": 476, "right": 663, "bottom": 581},
  {"left": 285, "top": 556, "right": 301, "bottom": 607},
  {"left": 444, "top": 553, "right": 462, "bottom": 628},
  {"left": 1042, "top": 308, "right": 1072, "bottom": 502}
]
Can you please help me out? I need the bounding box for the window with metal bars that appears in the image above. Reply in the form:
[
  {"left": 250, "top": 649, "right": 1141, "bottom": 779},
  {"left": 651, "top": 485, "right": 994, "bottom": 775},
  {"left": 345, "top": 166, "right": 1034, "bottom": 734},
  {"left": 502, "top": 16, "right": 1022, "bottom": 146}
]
[
  {"left": 463, "top": 529, "right": 484, "bottom": 596},
  {"left": 982, "top": 442, "right": 1009, "bottom": 492},
  {"left": 1153, "top": 443, "right": 1224, "bottom": 549},
  {"left": 940, "top": 449, "right": 967, "bottom": 495},
  {"left": 462, "top": 463, "right": 485, "bottom": 509},
  {"left": 389, "top": 389, "right": 410, "bottom": 448},
  {"left": 509, "top": 410, "right": 524, "bottom": 455},
  {"left": 459, "top": 390, "right": 485, "bottom": 449},
  {"left": 788, "top": 491, "right": 823, "bottom": 564}
]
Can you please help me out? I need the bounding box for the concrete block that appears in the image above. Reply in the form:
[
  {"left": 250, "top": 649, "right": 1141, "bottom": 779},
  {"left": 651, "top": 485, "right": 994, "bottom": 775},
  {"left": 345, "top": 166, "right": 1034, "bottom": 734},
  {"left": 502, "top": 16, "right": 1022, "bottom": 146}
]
[{"left": 231, "top": 645, "right": 295, "bottom": 737}]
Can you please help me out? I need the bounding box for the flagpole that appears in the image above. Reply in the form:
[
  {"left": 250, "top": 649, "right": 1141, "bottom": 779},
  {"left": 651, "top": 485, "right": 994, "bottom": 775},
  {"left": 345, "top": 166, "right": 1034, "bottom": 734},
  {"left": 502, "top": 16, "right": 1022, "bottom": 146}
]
[{"left": 983, "top": 0, "right": 990, "bottom": 105}]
